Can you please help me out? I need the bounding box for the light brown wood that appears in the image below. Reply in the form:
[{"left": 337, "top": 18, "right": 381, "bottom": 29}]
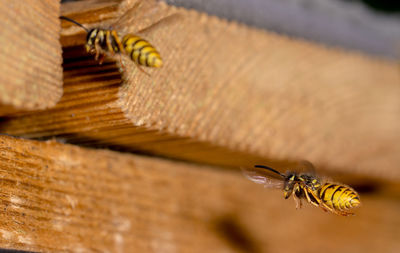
[
  {"left": 1, "top": 0, "right": 399, "bottom": 181},
  {"left": 0, "top": 0, "right": 63, "bottom": 114},
  {"left": 0, "top": 135, "right": 398, "bottom": 252}
]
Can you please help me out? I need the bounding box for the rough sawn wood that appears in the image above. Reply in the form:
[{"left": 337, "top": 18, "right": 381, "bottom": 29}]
[
  {"left": 0, "top": 0, "right": 63, "bottom": 114},
  {"left": 0, "top": 135, "right": 398, "bottom": 252}
]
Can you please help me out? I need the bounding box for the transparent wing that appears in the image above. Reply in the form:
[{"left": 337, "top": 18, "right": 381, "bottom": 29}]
[
  {"left": 241, "top": 167, "right": 284, "bottom": 189},
  {"left": 113, "top": 0, "right": 178, "bottom": 34},
  {"left": 136, "top": 13, "right": 181, "bottom": 36},
  {"left": 294, "top": 160, "right": 317, "bottom": 175},
  {"left": 292, "top": 160, "right": 330, "bottom": 183}
]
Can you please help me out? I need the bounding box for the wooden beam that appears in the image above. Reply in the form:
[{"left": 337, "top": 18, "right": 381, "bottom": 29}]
[
  {"left": 0, "top": 135, "right": 398, "bottom": 252},
  {"left": 0, "top": 0, "right": 63, "bottom": 114},
  {"left": 1, "top": 0, "right": 399, "bottom": 181},
  {"left": 166, "top": 0, "right": 400, "bottom": 58}
]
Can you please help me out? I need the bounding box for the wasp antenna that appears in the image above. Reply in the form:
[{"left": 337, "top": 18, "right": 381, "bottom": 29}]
[
  {"left": 254, "top": 165, "right": 285, "bottom": 177},
  {"left": 60, "top": 16, "right": 89, "bottom": 33}
]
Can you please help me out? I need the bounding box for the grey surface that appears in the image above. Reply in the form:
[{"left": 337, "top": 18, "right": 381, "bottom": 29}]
[{"left": 167, "top": 0, "right": 400, "bottom": 59}]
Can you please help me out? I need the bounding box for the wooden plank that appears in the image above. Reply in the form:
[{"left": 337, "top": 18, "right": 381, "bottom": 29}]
[
  {"left": 166, "top": 0, "right": 400, "bottom": 58},
  {"left": 0, "top": 135, "right": 398, "bottom": 252},
  {"left": 0, "top": 0, "right": 63, "bottom": 114},
  {"left": 1, "top": 0, "right": 399, "bottom": 181}
]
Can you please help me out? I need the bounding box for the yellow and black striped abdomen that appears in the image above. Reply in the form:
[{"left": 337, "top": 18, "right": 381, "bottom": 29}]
[
  {"left": 319, "top": 183, "right": 361, "bottom": 212},
  {"left": 122, "top": 34, "right": 162, "bottom": 67}
]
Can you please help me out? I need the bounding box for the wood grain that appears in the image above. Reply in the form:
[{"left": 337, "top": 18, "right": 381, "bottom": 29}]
[
  {"left": 0, "top": 135, "right": 399, "bottom": 252},
  {"left": 1, "top": 0, "right": 399, "bottom": 181},
  {"left": 0, "top": 0, "right": 63, "bottom": 113}
]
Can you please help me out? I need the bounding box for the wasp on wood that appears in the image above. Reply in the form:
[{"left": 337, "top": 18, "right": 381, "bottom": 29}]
[{"left": 60, "top": 0, "right": 179, "bottom": 72}]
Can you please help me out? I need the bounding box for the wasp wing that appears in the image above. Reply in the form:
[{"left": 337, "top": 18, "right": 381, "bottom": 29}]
[
  {"left": 135, "top": 13, "right": 182, "bottom": 36},
  {"left": 292, "top": 160, "right": 331, "bottom": 183},
  {"left": 113, "top": 0, "right": 178, "bottom": 34},
  {"left": 293, "top": 160, "right": 317, "bottom": 175},
  {"left": 241, "top": 167, "right": 284, "bottom": 189}
]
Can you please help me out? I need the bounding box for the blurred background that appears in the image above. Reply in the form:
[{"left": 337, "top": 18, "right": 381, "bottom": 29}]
[{"left": 168, "top": 0, "right": 400, "bottom": 58}]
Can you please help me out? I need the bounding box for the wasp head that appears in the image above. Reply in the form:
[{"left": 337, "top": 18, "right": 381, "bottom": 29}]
[
  {"left": 85, "top": 28, "right": 101, "bottom": 54},
  {"left": 283, "top": 173, "right": 297, "bottom": 199}
]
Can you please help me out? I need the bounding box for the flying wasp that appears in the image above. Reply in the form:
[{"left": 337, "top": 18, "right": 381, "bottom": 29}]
[
  {"left": 242, "top": 161, "right": 361, "bottom": 216},
  {"left": 60, "top": 0, "right": 179, "bottom": 71}
]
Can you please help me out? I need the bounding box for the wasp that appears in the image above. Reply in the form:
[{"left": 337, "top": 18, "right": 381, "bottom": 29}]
[
  {"left": 242, "top": 162, "right": 361, "bottom": 216},
  {"left": 60, "top": 0, "right": 179, "bottom": 71}
]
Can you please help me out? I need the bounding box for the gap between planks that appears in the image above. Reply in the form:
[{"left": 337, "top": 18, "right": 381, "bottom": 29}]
[{"left": 1, "top": 0, "right": 399, "bottom": 183}]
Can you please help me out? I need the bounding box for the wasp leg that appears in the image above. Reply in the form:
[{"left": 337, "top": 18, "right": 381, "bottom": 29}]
[
  {"left": 119, "top": 54, "right": 126, "bottom": 73},
  {"left": 98, "top": 54, "right": 106, "bottom": 65},
  {"left": 340, "top": 212, "right": 354, "bottom": 216},
  {"left": 292, "top": 185, "right": 302, "bottom": 209},
  {"left": 322, "top": 203, "right": 340, "bottom": 215},
  {"left": 303, "top": 189, "right": 320, "bottom": 207},
  {"left": 318, "top": 202, "right": 332, "bottom": 213},
  {"left": 293, "top": 195, "right": 302, "bottom": 209},
  {"left": 105, "top": 31, "right": 114, "bottom": 56},
  {"left": 331, "top": 206, "right": 354, "bottom": 216},
  {"left": 303, "top": 188, "right": 348, "bottom": 215},
  {"left": 306, "top": 190, "right": 332, "bottom": 213},
  {"left": 94, "top": 30, "right": 104, "bottom": 61},
  {"left": 133, "top": 61, "right": 150, "bottom": 76},
  {"left": 95, "top": 48, "right": 101, "bottom": 61},
  {"left": 319, "top": 202, "right": 353, "bottom": 216},
  {"left": 92, "top": 40, "right": 103, "bottom": 61},
  {"left": 112, "top": 30, "right": 125, "bottom": 54},
  {"left": 309, "top": 190, "right": 333, "bottom": 213},
  {"left": 308, "top": 190, "right": 322, "bottom": 204}
]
